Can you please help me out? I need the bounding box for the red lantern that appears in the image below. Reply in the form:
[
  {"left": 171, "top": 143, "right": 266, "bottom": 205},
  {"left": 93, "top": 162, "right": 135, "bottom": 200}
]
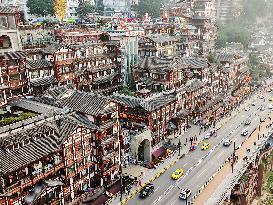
[{"left": 8, "top": 199, "right": 14, "bottom": 205}]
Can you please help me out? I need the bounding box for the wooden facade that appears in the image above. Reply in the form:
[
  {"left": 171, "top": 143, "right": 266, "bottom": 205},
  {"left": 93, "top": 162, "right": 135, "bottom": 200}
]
[{"left": 0, "top": 51, "right": 29, "bottom": 108}]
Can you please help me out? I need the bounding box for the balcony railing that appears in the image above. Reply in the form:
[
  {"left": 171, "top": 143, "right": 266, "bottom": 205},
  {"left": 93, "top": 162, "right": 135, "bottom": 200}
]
[{"left": 6, "top": 162, "right": 65, "bottom": 194}]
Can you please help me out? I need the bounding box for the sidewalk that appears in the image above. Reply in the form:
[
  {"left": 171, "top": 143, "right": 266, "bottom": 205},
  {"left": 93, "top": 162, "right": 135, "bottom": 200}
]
[
  {"left": 106, "top": 94, "right": 258, "bottom": 205},
  {"left": 193, "top": 111, "right": 273, "bottom": 205}
]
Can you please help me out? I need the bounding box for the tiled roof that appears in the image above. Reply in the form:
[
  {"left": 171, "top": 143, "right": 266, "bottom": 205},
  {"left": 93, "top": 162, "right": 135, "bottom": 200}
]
[
  {"left": 92, "top": 72, "right": 120, "bottom": 84},
  {"left": 0, "top": 51, "right": 28, "bottom": 60},
  {"left": 149, "top": 34, "right": 179, "bottom": 44},
  {"left": 139, "top": 56, "right": 182, "bottom": 74},
  {"left": 30, "top": 76, "right": 57, "bottom": 87},
  {"left": 216, "top": 53, "right": 234, "bottom": 62},
  {"left": 0, "top": 7, "right": 18, "bottom": 14},
  {"left": 32, "top": 96, "right": 61, "bottom": 107},
  {"left": 111, "top": 95, "right": 142, "bottom": 108},
  {"left": 10, "top": 98, "right": 61, "bottom": 114},
  {"left": 44, "top": 86, "right": 68, "bottom": 99},
  {"left": 27, "top": 59, "right": 53, "bottom": 70},
  {"left": 181, "top": 57, "right": 208, "bottom": 69},
  {"left": 60, "top": 91, "right": 110, "bottom": 115},
  {"left": 0, "top": 117, "right": 77, "bottom": 174},
  {"left": 112, "top": 93, "right": 176, "bottom": 112},
  {"left": 141, "top": 94, "right": 176, "bottom": 111}
]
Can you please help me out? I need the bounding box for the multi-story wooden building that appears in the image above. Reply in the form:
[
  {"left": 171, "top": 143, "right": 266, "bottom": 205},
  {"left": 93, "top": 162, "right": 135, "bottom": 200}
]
[
  {"left": 0, "top": 110, "right": 97, "bottom": 205},
  {"left": 138, "top": 34, "right": 179, "bottom": 58},
  {"left": 0, "top": 87, "right": 121, "bottom": 205},
  {"left": 0, "top": 51, "right": 28, "bottom": 108},
  {"left": 54, "top": 28, "right": 102, "bottom": 45},
  {"left": 0, "top": 6, "right": 21, "bottom": 52},
  {"left": 72, "top": 42, "right": 122, "bottom": 94},
  {"left": 133, "top": 56, "right": 185, "bottom": 91},
  {"left": 27, "top": 59, "right": 57, "bottom": 95},
  {"left": 112, "top": 92, "right": 183, "bottom": 162},
  {"left": 191, "top": 0, "right": 217, "bottom": 55}
]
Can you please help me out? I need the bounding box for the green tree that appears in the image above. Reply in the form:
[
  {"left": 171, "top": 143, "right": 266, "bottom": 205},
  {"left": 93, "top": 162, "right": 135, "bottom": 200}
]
[
  {"left": 132, "top": 0, "right": 163, "bottom": 18},
  {"left": 77, "top": 1, "right": 95, "bottom": 21},
  {"left": 96, "top": 0, "right": 104, "bottom": 15},
  {"left": 216, "top": 21, "right": 250, "bottom": 48},
  {"left": 26, "top": 0, "right": 54, "bottom": 17}
]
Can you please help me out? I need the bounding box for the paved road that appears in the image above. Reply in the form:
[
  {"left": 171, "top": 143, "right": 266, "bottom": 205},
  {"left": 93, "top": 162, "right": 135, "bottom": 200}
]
[{"left": 125, "top": 90, "right": 273, "bottom": 205}]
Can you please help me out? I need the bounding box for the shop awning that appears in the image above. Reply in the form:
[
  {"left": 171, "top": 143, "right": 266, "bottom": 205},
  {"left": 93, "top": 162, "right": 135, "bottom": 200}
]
[
  {"left": 87, "top": 194, "right": 108, "bottom": 205},
  {"left": 152, "top": 147, "right": 166, "bottom": 158}
]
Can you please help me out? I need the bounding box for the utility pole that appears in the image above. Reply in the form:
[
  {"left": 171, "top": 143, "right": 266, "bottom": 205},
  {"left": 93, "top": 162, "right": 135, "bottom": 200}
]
[
  {"left": 178, "top": 139, "right": 181, "bottom": 155},
  {"left": 231, "top": 141, "right": 236, "bottom": 173},
  {"left": 119, "top": 135, "right": 123, "bottom": 202}
]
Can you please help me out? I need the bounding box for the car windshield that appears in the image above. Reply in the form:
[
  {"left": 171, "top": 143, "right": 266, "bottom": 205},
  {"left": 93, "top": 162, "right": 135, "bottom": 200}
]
[
  {"left": 181, "top": 193, "right": 186, "bottom": 198},
  {"left": 174, "top": 171, "right": 180, "bottom": 175},
  {"left": 144, "top": 187, "right": 150, "bottom": 191}
]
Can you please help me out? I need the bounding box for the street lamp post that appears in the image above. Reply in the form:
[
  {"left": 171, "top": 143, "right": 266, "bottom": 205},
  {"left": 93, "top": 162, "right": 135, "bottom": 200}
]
[
  {"left": 119, "top": 135, "right": 123, "bottom": 202},
  {"left": 232, "top": 142, "right": 236, "bottom": 173},
  {"left": 178, "top": 139, "right": 181, "bottom": 155}
]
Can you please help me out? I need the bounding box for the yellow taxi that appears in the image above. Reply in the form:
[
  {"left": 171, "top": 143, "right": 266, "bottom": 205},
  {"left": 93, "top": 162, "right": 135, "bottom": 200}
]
[
  {"left": 171, "top": 168, "right": 184, "bottom": 180},
  {"left": 201, "top": 143, "right": 210, "bottom": 150}
]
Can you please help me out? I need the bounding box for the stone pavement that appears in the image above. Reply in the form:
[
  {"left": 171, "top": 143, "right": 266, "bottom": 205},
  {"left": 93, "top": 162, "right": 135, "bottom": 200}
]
[{"left": 193, "top": 111, "right": 273, "bottom": 205}]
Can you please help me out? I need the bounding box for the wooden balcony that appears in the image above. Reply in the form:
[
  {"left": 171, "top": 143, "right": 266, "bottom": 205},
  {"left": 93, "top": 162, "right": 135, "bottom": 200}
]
[
  {"left": 19, "top": 162, "right": 65, "bottom": 191},
  {"left": 6, "top": 181, "right": 20, "bottom": 194}
]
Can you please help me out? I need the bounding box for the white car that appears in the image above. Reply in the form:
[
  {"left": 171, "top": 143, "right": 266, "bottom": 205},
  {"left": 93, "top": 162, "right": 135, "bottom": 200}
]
[
  {"left": 179, "top": 188, "right": 192, "bottom": 200},
  {"left": 241, "top": 130, "right": 249, "bottom": 136},
  {"left": 260, "top": 106, "right": 265, "bottom": 111},
  {"left": 245, "top": 107, "right": 250, "bottom": 111},
  {"left": 204, "top": 129, "right": 217, "bottom": 139},
  {"left": 260, "top": 95, "right": 264, "bottom": 99},
  {"left": 251, "top": 102, "right": 256, "bottom": 106},
  {"left": 269, "top": 104, "right": 273, "bottom": 109}
]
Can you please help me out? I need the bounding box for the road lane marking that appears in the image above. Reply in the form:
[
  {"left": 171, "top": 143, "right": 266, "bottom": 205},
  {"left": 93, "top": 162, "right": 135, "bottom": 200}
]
[
  {"left": 164, "top": 184, "right": 174, "bottom": 195},
  {"left": 152, "top": 196, "right": 162, "bottom": 205},
  {"left": 217, "top": 151, "right": 225, "bottom": 159},
  {"left": 170, "top": 199, "right": 177, "bottom": 205},
  {"left": 196, "top": 169, "right": 207, "bottom": 178},
  {"left": 155, "top": 186, "right": 160, "bottom": 192},
  {"left": 184, "top": 162, "right": 188, "bottom": 166},
  {"left": 125, "top": 93, "right": 270, "bottom": 205}
]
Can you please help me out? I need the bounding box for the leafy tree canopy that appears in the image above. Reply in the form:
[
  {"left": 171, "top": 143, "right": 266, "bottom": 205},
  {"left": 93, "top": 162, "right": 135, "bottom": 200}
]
[
  {"left": 95, "top": 0, "right": 104, "bottom": 15},
  {"left": 132, "top": 0, "right": 164, "bottom": 18},
  {"left": 77, "top": 1, "right": 95, "bottom": 20},
  {"left": 216, "top": 21, "right": 250, "bottom": 48},
  {"left": 26, "top": 0, "right": 54, "bottom": 17}
]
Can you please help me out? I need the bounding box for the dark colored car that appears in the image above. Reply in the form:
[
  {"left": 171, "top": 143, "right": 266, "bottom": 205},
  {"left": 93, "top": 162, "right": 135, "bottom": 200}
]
[
  {"left": 139, "top": 184, "right": 154, "bottom": 198},
  {"left": 244, "top": 119, "right": 251, "bottom": 125}
]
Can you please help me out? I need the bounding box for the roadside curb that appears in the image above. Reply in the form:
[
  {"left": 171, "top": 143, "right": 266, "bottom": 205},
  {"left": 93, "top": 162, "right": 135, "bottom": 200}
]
[
  {"left": 117, "top": 154, "right": 185, "bottom": 205},
  {"left": 191, "top": 112, "right": 271, "bottom": 204},
  {"left": 190, "top": 157, "right": 229, "bottom": 204}
]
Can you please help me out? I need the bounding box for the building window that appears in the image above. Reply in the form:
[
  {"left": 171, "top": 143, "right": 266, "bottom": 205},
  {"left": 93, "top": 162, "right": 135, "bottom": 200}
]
[
  {"left": 7, "top": 16, "right": 15, "bottom": 29},
  {"left": 0, "top": 16, "right": 8, "bottom": 29},
  {"left": 0, "top": 35, "right": 11, "bottom": 49},
  {"left": 0, "top": 92, "right": 4, "bottom": 101},
  {"left": 31, "top": 71, "right": 39, "bottom": 79}
]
